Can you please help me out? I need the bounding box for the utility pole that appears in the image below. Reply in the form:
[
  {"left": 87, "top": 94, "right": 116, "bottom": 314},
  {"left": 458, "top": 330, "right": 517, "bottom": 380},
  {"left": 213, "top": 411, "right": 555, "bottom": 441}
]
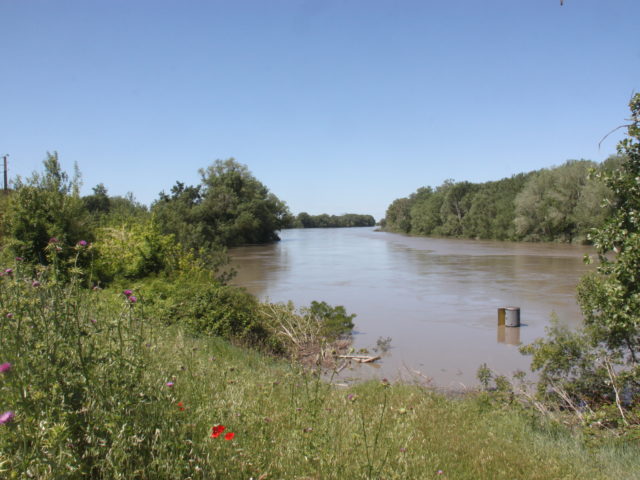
[{"left": 2, "top": 154, "right": 7, "bottom": 193}]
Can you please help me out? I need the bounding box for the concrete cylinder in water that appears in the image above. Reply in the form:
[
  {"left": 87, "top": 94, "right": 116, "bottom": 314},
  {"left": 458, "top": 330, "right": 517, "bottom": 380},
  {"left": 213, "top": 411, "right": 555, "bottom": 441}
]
[{"left": 505, "top": 307, "right": 520, "bottom": 327}]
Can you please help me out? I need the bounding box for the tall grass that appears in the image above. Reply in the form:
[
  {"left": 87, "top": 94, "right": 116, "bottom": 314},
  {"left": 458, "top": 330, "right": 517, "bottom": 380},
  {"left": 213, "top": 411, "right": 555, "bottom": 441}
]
[{"left": 1, "top": 257, "right": 639, "bottom": 479}]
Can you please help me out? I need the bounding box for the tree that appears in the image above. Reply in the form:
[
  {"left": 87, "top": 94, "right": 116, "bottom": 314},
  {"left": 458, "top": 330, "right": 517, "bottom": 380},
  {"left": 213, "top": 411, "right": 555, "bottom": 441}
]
[
  {"left": 522, "top": 94, "right": 640, "bottom": 424},
  {"left": 383, "top": 197, "right": 414, "bottom": 233},
  {"left": 514, "top": 160, "right": 598, "bottom": 242},
  {"left": 82, "top": 183, "right": 111, "bottom": 214},
  {"left": 4, "top": 152, "right": 90, "bottom": 263},
  {"left": 153, "top": 159, "right": 292, "bottom": 249}
]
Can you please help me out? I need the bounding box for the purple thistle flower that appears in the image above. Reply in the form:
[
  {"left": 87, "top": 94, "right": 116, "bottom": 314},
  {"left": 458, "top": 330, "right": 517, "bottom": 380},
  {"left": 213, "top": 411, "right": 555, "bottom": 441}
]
[
  {"left": 128, "top": 296, "right": 137, "bottom": 303},
  {"left": 123, "top": 289, "right": 133, "bottom": 297},
  {"left": 48, "top": 237, "right": 58, "bottom": 244},
  {"left": 0, "top": 363, "right": 11, "bottom": 373},
  {"left": 77, "top": 240, "right": 88, "bottom": 247},
  {"left": 0, "top": 411, "right": 15, "bottom": 424},
  {"left": 90, "top": 318, "right": 97, "bottom": 324},
  {"left": 166, "top": 381, "right": 174, "bottom": 387},
  {"left": 15, "top": 257, "right": 23, "bottom": 261},
  {"left": 4, "top": 268, "right": 13, "bottom": 275},
  {"left": 6, "top": 313, "right": 13, "bottom": 319},
  {"left": 32, "top": 280, "right": 41, "bottom": 287}
]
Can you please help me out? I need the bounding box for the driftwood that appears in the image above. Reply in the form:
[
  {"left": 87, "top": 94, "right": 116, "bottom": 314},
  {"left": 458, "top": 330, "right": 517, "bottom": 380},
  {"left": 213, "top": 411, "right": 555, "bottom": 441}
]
[{"left": 337, "top": 355, "right": 381, "bottom": 364}]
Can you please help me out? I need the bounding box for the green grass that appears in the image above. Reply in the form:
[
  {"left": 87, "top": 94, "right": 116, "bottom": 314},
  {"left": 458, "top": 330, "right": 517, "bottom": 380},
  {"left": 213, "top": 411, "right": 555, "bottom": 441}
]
[{"left": 1, "top": 266, "right": 640, "bottom": 479}]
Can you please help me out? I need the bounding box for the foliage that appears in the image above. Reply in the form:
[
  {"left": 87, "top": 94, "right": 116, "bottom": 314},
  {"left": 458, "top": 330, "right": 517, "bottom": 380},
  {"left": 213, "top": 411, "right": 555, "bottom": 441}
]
[
  {"left": 3, "top": 277, "right": 638, "bottom": 478},
  {"left": 3, "top": 153, "right": 91, "bottom": 264},
  {"left": 0, "top": 257, "right": 180, "bottom": 478},
  {"left": 91, "top": 218, "right": 183, "bottom": 283},
  {"left": 383, "top": 160, "right": 614, "bottom": 243},
  {"left": 292, "top": 212, "right": 376, "bottom": 228},
  {"left": 153, "top": 159, "right": 293, "bottom": 249},
  {"left": 514, "top": 160, "right": 610, "bottom": 242},
  {"left": 522, "top": 94, "right": 640, "bottom": 436},
  {"left": 306, "top": 300, "right": 356, "bottom": 340}
]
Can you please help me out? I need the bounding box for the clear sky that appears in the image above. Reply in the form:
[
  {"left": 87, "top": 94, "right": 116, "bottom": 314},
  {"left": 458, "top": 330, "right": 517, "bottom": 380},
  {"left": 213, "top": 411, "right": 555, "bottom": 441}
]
[{"left": 1, "top": 0, "right": 639, "bottom": 221}]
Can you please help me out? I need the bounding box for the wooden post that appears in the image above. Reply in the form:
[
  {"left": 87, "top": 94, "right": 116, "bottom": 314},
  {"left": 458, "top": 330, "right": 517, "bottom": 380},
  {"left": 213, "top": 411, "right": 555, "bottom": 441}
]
[{"left": 497, "top": 307, "right": 505, "bottom": 326}]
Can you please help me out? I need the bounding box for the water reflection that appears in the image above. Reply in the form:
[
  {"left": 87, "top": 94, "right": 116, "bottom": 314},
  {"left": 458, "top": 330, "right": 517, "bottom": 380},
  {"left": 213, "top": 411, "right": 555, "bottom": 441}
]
[
  {"left": 497, "top": 326, "right": 521, "bottom": 346},
  {"left": 230, "top": 228, "right": 592, "bottom": 386}
]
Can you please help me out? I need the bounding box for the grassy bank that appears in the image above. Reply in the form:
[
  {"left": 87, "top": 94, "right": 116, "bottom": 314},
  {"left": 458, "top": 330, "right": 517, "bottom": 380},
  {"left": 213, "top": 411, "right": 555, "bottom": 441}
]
[{"left": 1, "top": 267, "right": 639, "bottom": 479}]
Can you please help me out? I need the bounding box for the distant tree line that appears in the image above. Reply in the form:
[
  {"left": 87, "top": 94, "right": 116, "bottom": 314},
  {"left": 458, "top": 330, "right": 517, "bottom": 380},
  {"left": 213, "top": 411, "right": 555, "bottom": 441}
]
[
  {"left": 382, "top": 157, "right": 624, "bottom": 243},
  {"left": 291, "top": 212, "right": 376, "bottom": 229}
]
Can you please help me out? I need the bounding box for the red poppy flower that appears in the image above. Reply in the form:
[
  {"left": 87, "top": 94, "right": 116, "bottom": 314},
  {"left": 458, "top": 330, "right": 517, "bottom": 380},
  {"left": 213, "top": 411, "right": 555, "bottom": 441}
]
[
  {"left": 210, "top": 425, "right": 225, "bottom": 438},
  {"left": 224, "top": 432, "right": 235, "bottom": 441},
  {"left": 177, "top": 402, "right": 185, "bottom": 411}
]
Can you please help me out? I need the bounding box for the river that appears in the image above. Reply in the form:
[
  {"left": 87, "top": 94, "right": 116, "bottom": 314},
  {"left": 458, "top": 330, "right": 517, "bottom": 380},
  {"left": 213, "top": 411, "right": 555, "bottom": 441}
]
[{"left": 230, "top": 227, "right": 593, "bottom": 387}]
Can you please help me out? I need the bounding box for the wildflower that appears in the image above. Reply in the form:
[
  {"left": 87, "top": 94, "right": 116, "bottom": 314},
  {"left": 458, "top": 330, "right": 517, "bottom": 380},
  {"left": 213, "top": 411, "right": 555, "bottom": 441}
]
[
  {"left": 0, "top": 411, "right": 15, "bottom": 425},
  {"left": 210, "top": 425, "right": 225, "bottom": 438},
  {"left": 49, "top": 237, "right": 58, "bottom": 243},
  {"left": 4, "top": 269, "right": 13, "bottom": 275},
  {"left": 177, "top": 402, "right": 185, "bottom": 411},
  {"left": 224, "top": 432, "right": 235, "bottom": 440},
  {"left": 15, "top": 257, "right": 23, "bottom": 261},
  {"left": 77, "top": 240, "right": 87, "bottom": 247},
  {"left": 128, "top": 296, "right": 137, "bottom": 303},
  {"left": 123, "top": 289, "right": 133, "bottom": 297},
  {"left": 90, "top": 319, "right": 97, "bottom": 324},
  {"left": 32, "top": 280, "right": 41, "bottom": 287},
  {"left": 0, "top": 363, "right": 11, "bottom": 373},
  {"left": 437, "top": 470, "right": 443, "bottom": 475},
  {"left": 166, "top": 382, "right": 174, "bottom": 388},
  {"left": 399, "top": 447, "right": 407, "bottom": 453},
  {"left": 6, "top": 313, "right": 13, "bottom": 319}
]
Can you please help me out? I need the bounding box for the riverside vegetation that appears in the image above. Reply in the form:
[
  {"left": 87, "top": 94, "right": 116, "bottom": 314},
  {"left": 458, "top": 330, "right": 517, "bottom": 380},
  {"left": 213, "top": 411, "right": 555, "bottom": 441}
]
[{"left": 1, "top": 96, "right": 640, "bottom": 478}]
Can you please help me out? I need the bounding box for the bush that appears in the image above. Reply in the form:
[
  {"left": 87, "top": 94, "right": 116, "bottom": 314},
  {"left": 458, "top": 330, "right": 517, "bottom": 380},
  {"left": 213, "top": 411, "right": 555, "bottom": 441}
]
[{"left": 0, "top": 258, "right": 187, "bottom": 478}]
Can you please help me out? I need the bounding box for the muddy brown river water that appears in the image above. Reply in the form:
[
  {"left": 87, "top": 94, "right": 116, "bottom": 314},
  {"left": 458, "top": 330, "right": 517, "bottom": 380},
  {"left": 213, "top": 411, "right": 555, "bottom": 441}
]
[{"left": 230, "top": 227, "right": 593, "bottom": 387}]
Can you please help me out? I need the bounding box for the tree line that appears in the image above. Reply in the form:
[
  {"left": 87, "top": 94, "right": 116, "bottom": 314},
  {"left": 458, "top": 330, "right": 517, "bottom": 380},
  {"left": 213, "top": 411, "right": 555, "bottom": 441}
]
[
  {"left": 291, "top": 212, "right": 375, "bottom": 229},
  {"left": 382, "top": 156, "right": 624, "bottom": 243},
  {"left": 0, "top": 156, "right": 378, "bottom": 284}
]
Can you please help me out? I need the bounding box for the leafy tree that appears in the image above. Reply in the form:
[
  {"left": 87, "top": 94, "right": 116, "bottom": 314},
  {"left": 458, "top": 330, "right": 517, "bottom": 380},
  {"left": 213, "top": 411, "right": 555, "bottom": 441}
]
[
  {"left": 436, "top": 180, "right": 478, "bottom": 236},
  {"left": 384, "top": 197, "right": 414, "bottom": 233},
  {"left": 4, "top": 152, "right": 90, "bottom": 263},
  {"left": 83, "top": 183, "right": 111, "bottom": 215},
  {"left": 410, "top": 187, "right": 443, "bottom": 235},
  {"left": 522, "top": 94, "right": 640, "bottom": 426},
  {"left": 153, "top": 159, "right": 292, "bottom": 249},
  {"left": 514, "top": 160, "right": 600, "bottom": 242}
]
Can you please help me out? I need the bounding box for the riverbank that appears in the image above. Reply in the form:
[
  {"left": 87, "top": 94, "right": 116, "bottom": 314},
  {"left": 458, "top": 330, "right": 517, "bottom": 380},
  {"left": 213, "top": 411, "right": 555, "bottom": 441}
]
[{"left": 2, "top": 276, "right": 639, "bottom": 479}]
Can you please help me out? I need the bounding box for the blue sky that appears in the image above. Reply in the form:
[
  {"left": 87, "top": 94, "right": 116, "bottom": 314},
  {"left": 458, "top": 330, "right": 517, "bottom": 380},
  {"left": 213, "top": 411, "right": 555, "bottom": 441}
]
[{"left": 1, "top": 0, "right": 639, "bottom": 221}]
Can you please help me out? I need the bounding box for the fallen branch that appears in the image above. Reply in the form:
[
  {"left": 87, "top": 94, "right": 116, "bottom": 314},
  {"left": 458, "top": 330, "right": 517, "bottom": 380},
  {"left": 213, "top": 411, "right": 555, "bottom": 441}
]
[{"left": 337, "top": 355, "right": 381, "bottom": 363}]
